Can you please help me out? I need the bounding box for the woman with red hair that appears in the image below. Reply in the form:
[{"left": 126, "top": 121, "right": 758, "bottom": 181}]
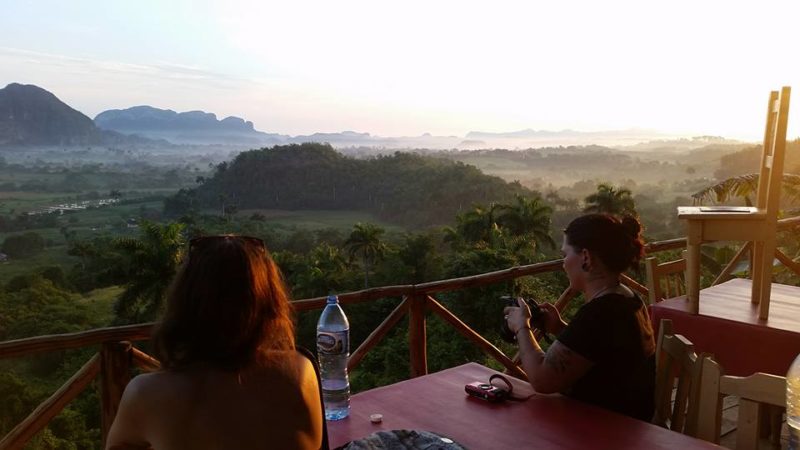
[{"left": 106, "top": 235, "right": 324, "bottom": 449}]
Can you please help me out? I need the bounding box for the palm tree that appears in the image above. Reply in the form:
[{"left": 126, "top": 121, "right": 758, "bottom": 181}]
[
  {"left": 495, "top": 195, "right": 556, "bottom": 253},
  {"left": 455, "top": 203, "right": 502, "bottom": 245},
  {"left": 583, "top": 183, "right": 637, "bottom": 216},
  {"left": 295, "top": 243, "right": 350, "bottom": 297},
  {"left": 113, "top": 221, "right": 186, "bottom": 324},
  {"left": 398, "top": 233, "right": 440, "bottom": 283},
  {"left": 344, "top": 223, "right": 388, "bottom": 288},
  {"left": 691, "top": 173, "right": 800, "bottom": 205}
]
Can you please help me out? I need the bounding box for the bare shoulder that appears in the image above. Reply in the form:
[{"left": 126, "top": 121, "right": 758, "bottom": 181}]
[
  {"left": 123, "top": 372, "right": 156, "bottom": 397},
  {"left": 292, "top": 351, "right": 316, "bottom": 372},
  {"left": 295, "top": 353, "right": 319, "bottom": 388},
  {"left": 106, "top": 372, "right": 171, "bottom": 448},
  {"left": 258, "top": 351, "right": 321, "bottom": 397},
  {"left": 129, "top": 370, "right": 172, "bottom": 389},
  {"left": 122, "top": 371, "right": 186, "bottom": 404},
  {"left": 270, "top": 351, "right": 319, "bottom": 385}
]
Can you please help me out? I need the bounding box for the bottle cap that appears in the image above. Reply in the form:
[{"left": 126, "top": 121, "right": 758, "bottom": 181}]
[
  {"left": 327, "top": 295, "right": 338, "bottom": 304},
  {"left": 369, "top": 413, "right": 383, "bottom": 423}
]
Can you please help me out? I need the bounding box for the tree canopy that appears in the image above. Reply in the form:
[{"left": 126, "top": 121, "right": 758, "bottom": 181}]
[
  {"left": 164, "top": 143, "right": 532, "bottom": 228},
  {"left": 583, "top": 183, "right": 637, "bottom": 216}
]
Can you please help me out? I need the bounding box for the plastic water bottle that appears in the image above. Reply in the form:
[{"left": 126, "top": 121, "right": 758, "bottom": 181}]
[
  {"left": 789, "top": 353, "right": 800, "bottom": 449},
  {"left": 317, "top": 295, "right": 350, "bottom": 420}
]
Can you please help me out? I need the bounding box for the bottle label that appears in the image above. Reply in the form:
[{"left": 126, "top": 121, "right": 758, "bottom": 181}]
[{"left": 317, "top": 331, "right": 349, "bottom": 355}]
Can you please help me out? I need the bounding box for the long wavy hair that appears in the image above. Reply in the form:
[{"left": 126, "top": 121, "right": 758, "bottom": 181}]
[{"left": 153, "top": 235, "right": 295, "bottom": 371}]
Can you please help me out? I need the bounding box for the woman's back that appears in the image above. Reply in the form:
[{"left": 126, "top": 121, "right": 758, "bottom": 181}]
[{"left": 107, "top": 351, "right": 323, "bottom": 450}]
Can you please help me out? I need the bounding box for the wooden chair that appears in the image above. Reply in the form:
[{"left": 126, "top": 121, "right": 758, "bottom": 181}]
[
  {"left": 678, "top": 86, "right": 791, "bottom": 319},
  {"left": 645, "top": 255, "right": 686, "bottom": 304},
  {"left": 653, "top": 319, "right": 708, "bottom": 436},
  {"left": 695, "top": 356, "right": 786, "bottom": 450}
]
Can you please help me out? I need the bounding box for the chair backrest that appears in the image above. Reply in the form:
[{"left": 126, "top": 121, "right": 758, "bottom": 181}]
[
  {"left": 645, "top": 256, "right": 687, "bottom": 304},
  {"left": 695, "top": 357, "right": 787, "bottom": 450},
  {"left": 756, "top": 86, "right": 791, "bottom": 216},
  {"left": 652, "top": 319, "right": 706, "bottom": 436}
]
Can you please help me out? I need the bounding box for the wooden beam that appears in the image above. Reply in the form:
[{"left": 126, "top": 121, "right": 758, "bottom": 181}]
[
  {"left": 426, "top": 296, "right": 526, "bottom": 380},
  {"left": 408, "top": 295, "right": 428, "bottom": 378},
  {"left": 712, "top": 242, "right": 751, "bottom": 286},
  {"left": 348, "top": 298, "right": 409, "bottom": 372},
  {"left": 415, "top": 261, "right": 564, "bottom": 294},
  {"left": 553, "top": 286, "right": 578, "bottom": 312},
  {"left": 777, "top": 215, "right": 800, "bottom": 230},
  {"left": 0, "top": 354, "right": 100, "bottom": 450},
  {"left": 0, "top": 324, "right": 152, "bottom": 360},
  {"left": 621, "top": 274, "right": 648, "bottom": 297},
  {"left": 644, "top": 238, "right": 687, "bottom": 254},
  {"left": 293, "top": 260, "right": 571, "bottom": 312},
  {"left": 774, "top": 248, "right": 800, "bottom": 277},
  {"left": 101, "top": 342, "right": 132, "bottom": 447},
  {"left": 292, "top": 286, "right": 413, "bottom": 311},
  {"left": 131, "top": 347, "right": 161, "bottom": 372}
]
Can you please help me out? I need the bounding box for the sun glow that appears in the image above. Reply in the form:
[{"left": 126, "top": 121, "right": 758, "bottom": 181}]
[{"left": 1, "top": 0, "right": 799, "bottom": 139}]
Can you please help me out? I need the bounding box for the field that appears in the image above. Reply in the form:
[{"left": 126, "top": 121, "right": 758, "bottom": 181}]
[{"left": 1, "top": 192, "right": 403, "bottom": 284}]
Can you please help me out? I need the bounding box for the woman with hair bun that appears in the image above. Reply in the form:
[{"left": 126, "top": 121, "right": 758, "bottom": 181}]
[
  {"left": 504, "top": 213, "right": 656, "bottom": 421},
  {"left": 106, "top": 235, "right": 325, "bottom": 450}
]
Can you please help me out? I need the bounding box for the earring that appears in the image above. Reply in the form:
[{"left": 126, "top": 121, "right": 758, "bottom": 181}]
[{"left": 581, "top": 262, "right": 589, "bottom": 272}]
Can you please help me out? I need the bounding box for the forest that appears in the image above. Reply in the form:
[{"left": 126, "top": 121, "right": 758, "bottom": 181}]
[
  {"left": 164, "top": 143, "right": 530, "bottom": 228},
  {"left": 1, "top": 139, "right": 800, "bottom": 448}
]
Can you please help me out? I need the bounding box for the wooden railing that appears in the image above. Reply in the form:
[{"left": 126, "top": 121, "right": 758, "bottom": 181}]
[{"left": 2, "top": 224, "right": 799, "bottom": 449}]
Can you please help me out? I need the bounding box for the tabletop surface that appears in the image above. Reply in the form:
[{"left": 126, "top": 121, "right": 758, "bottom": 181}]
[
  {"left": 327, "top": 363, "right": 721, "bottom": 449},
  {"left": 652, "top": 278, "right": 800, "bottom": 333},
  {"left": 650, "top": 278, "right": 800, "bottom": 376}
]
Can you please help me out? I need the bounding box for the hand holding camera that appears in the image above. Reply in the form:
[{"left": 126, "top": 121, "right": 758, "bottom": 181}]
[{"left": 500, "top": 296, "right": 552, "bottom": 344}]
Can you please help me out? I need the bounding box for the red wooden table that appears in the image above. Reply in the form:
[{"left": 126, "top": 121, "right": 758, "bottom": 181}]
[
  {"left": 651, "top": 278, "right": 800, "bottom": 376},
  {"left": 328, "top": 363, "right": 721, "bottom": 449}
]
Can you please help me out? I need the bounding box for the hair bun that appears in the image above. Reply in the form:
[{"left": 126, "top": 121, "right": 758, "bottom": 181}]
[{"left": 620, "top": 215, "right": 642, "bottom": 238}]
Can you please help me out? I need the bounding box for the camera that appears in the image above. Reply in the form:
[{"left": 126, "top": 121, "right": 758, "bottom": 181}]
[
  {"left": 500, "top": 296, "right": 548, "bottom": 343},
  {"left": 465, "top": 381, "right": 508, "bottom": 402}
]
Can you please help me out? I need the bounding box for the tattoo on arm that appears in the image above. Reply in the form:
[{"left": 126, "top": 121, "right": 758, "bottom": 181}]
[{"left": 544, "top": 344, "right": 573, "bottom": 374}]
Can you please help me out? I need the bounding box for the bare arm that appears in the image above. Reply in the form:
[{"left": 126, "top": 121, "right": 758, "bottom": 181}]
[
  {"left": 505, "top": 298, "right": 592, "bottom": 393},
  {"left": 516, "top": 329, "right": 593, "bottom": 393}
]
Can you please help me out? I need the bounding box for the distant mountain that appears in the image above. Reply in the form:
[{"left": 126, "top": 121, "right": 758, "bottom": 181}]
[
  {"left": 0, "top": 83, "right": 159, "bottom": 147},
  {"left": 95, "top": 106, "right": 289, "bottom": 145},
  {"left": 2, "top": 83, "right": 728, "bottom": 151},
  {"left": 617, "top": 136, "right": 748, "bottom": 153},
  {"left": 290, "top": 130, "right": 372, "bottom": 144},
  {"left": 465, "top": 128, "right": 667, "bottom": 141},
  {"left": 0, "top": 83, "right": 105, "bottom": 146},
  {"left": 466, "top": 129, "right": 571, "bottom": 139}
]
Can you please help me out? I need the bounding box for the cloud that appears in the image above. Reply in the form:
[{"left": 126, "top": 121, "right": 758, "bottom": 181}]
[{"left": 0, "top": 47, "right": 249, "bottom": 91}]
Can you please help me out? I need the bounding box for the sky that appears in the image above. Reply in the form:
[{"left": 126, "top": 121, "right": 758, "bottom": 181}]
[{"left": 1, "top": 0, "right": 798, "bottom": 140}]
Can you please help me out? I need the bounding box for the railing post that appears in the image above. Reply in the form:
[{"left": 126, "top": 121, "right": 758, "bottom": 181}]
[
  {"left": 101, "top": 341, "right": 131, "bottom": 447},
  {"left": 408, "top": 294, "right": 428, "bottom": 377}
]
